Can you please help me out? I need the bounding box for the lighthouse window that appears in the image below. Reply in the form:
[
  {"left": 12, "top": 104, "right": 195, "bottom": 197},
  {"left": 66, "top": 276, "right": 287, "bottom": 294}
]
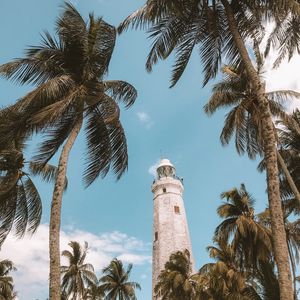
[
  {"left": 174, "top": 206, "right": 180, "bottom": 214},
  {"left": 163, "top": 188, "right": 166, "bottom": 193},
  {"left": 154, "top": 232, "right": 158, "bottom": 241}
]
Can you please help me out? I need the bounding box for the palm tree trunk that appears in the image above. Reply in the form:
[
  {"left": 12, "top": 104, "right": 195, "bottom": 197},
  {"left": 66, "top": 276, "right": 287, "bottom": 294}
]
[
  {"left": 287, "top": 241, "right": 297, "bottom": 300},
  {"left": 221, "top": 1, "right": 293, "bottom": 299},
  {"left": 49, "top": 115, "right": 83, "bottom": 300},
  {"left": 277, "top": 151, "right": 300, "bottom": 203}
]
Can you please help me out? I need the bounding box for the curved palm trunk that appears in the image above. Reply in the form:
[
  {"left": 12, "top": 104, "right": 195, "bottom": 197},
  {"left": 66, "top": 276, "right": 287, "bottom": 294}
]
[
  {"left": 49, "top": 115, "right": 83, "bottom": 300},
  {"left": 221, "top": 1, "right": 293, "bottom": 299},
  {"left": 277, "top": 151, "right": 300, "bottom": 203}
]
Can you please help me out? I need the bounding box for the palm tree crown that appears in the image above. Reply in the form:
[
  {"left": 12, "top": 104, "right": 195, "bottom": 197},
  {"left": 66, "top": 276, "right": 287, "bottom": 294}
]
[
  {"left": 0, "top": 259, "right": 16, "bottom": 300},
  {"left": 215, "top": 184, "right": 272, "bottom": 269},
  {"left": 204, "top": 64, "right": 300, "bottom": 159},
  {"left": 0, "top": 108, "right": 62, "bottom": 245},
  {"left": 61, "top": 241, "right": 97, "bottom": 299},
  {"left": 0, "top": 2, "right": 137, "bottom": 185},
  {"left": 99, "top": 258, "right": 141, "bottom": 300},
  {"left": 154, "top": 249, "right": 196, "bottom": 300}
]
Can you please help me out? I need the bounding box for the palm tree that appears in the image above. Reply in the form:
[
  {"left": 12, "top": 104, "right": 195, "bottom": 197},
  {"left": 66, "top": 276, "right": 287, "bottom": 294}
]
[
  {"left": 0, "top": 3, "right": 137, "bottom": 299},
  {"left": 0, "top": 108, "right": 62, "bottom": 246},
  {"left": 0, "top": 259, "right": 16, "bottom": 300},
  {"left": 85, "top": 282, "right": 104, "bottom": 300},
  {"left": 276, "top": 110, "right": 300, "bottom": 201},
  {"left": 258, "top": 208, "right": 300, "bottom": 300},
  {"left": 197, "top": 239, "right": 250, "bottom": 299},
  {"left": 61, "top": 241, "right": 97, "bottom": 300},
  {"left": 215, "top": 184, "right": 272, "bottom": 269},
  {"left": 99, "top": 258, "right": 141, "bottom": 300},
  {"left": 119, "top": 2, "right": 294, "bottom": 297},
  {"left": 154, "top": 249, "right": 196, "bottom": 300},
  {"left": 242, "top": 260, "right": 280, "bottom": 300},
  {"left": 204, "top": 64, "right": 300, "bottom": 203}
]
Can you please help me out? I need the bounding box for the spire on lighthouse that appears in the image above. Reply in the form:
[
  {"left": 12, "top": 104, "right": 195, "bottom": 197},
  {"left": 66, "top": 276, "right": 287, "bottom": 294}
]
[{"left": 151, "top": 158, "right": 194, "bottom": 299}]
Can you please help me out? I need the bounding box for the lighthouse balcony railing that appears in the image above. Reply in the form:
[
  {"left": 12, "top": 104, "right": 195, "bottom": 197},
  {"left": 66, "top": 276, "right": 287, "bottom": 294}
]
[{"left": 152, "top": 175, "right": 183, "bottom": 185}]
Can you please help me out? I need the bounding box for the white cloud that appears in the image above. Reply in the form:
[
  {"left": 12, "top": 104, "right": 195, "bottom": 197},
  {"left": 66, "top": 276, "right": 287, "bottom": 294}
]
[
  {"left": 137, "top": 112, "right": 154, "bottom": 129},
  {"left": 264, "top": 55, "right": 300, "bottom": 112},
  {"left": 260, "top": 23, "right": 300, "bottom": 112},
  {"left": 148, "top": 160, "right": 160, "bottom": 177},
  {"left": 1, "top": 224, "right": 151, "bottom": 300}
]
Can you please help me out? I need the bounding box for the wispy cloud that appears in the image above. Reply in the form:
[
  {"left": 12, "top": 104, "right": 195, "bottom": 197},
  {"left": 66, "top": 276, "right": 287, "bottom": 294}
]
[
  {"left": 137, "top": 112, "right": 154, "bottom": 129},
  {"left": 148, "top": 160, "right": 160, "bottom": 177},
  {"left": 2, "top": 224, "right": 151, "bottom": 300}
]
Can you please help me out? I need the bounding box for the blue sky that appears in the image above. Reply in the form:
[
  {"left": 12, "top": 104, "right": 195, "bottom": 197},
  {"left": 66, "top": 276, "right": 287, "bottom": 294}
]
[{"left": 1, "top": 1, "right": 297, "bottom": 299}]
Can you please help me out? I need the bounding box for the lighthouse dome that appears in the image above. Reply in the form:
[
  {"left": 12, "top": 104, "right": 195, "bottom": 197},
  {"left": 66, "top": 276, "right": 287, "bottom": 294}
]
[
  {"left": 156, "top": 158, "right": 176, "bottom": 178},
  {"left": 157, "top": 158, "right": 174, "bottom": 169}
]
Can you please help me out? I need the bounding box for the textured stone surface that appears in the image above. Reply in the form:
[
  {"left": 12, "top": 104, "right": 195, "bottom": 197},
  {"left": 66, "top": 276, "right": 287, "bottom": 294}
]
[{"left": 151, "top": 162, "right": 194, "bottom": 299}]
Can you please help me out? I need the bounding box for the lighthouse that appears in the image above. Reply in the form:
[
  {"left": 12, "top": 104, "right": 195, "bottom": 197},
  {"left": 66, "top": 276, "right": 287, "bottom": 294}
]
[{"left": 151, "top": 158, "right": 194, "bottom": 298}]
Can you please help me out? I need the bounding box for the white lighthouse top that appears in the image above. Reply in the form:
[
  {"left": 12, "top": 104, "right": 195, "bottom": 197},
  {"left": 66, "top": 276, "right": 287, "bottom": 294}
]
[
  {"left": 156, "top": 158, "right": 177, "bottom": 179},
  {"left": 157, "top": 158, "right": 174, "bottom": 169}
]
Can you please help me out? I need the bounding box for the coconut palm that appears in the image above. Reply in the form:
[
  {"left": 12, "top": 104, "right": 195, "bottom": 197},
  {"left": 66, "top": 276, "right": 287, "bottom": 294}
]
[
  {"left": 197, "top": 239, "right": 250, "bottom": 299},
  {"left": 154, "top": 249, "right": 196, "bottom": 300},
  {"left": 242, "top": 260, "right": 280, "bottom": 300},
  {"left": 198, "top": 222, "right": 280, "bottom": 300},
  {"left": 215, "top": 184, "right": 272, "bottom": 269},
  {"left": 204, "top": 64, "right": 300, "bottom": 203},
  {"left": 0, "top": 259, "right": 16, "bottom": 300},
  {"left": 0, "top": 108, "right": 62, "bottom": 246},
  {"left": 119, "top": 2, "right": 294, "bottom": 296},
  {"left": 99, "top": 259, "right": 140, "bottom": 300},
  {"left": 0, "top": 3, "right": 137, "bottom": 299},
  {"left": 61, "top": 241, "right": 97, "bottom": 300},
  {"left": 85, "top": 282, "right": 104, "bottom": 300},
  {"left": 258, "top": 208, "right": 300, "bottom": 300},
  {"left": 275, "top": 110, "right": 300, "bottom": 201}
]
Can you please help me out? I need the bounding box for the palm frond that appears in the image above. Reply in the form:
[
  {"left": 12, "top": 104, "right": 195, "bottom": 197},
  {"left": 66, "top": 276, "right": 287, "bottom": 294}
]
[
  {"left": 104, "top": 81, "right": 137, "bottom": 108},
  {"left": 83, "top": 107, "right": 111, "bottom": 187},
  {"left": 29, "top": 161, "right": 68, "bottom": 190},
  {"left": 32, "top": 109, "right": 78, "bottom": 165},
  {"left": 117, "top": 5, "right": 153, "bottom": 33},
  {"left": 88, "top": 17, "right": 116, "bottom": 77},
  {"left": 145, "top": 17, "right": 185, "bottom": 73},
  {"left": 22, "top": 177, "right": 42, "bottom": 233}
]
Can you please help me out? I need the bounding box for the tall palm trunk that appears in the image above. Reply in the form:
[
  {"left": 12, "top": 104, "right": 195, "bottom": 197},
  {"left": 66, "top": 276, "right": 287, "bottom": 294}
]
[
  {"left": 277, "top": 151, "right": 300, "bottom": 203},
  {"left": 49, "top": 115, "right": 83, "bottom": 300},
  {"left": 221, "top": 1, "right": 293, "bottom": 299}
]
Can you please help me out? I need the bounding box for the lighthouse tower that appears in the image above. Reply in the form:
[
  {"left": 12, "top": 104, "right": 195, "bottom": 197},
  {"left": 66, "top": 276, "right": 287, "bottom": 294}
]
[{"left": 151, "top": 158, "right": 194, "bottom": 298}]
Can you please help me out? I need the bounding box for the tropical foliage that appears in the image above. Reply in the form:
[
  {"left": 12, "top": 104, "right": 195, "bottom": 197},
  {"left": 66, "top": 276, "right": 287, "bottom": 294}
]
[
  {"left": 155, "top": 184, "right": 300, "bottom": 300},
  {"left": 2, "top": 0, "right": 300, "bottom": 299},
  {"left": 154, "top": 250, "right": 196, "bottom": 300},
  {"left": 60, "top": 241, "right": 140, "bottom": 300},
  {"left": 0, "top": 108, "right": 64, "bottom": 245},
  {"left": 61, "top": 241, "right": 97, "bottom": 299},
  {"left": 119, "top": 2, "right": 300, "bottom": 297},
  {"left": 0, "top": 259, "right": 16, "bottom": 300},
  {"left": 99, "top": 258, "right": 141, "bottom": 300},
  {"left": 0, "top": 3, "right": 137, "bottom": 299}
]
